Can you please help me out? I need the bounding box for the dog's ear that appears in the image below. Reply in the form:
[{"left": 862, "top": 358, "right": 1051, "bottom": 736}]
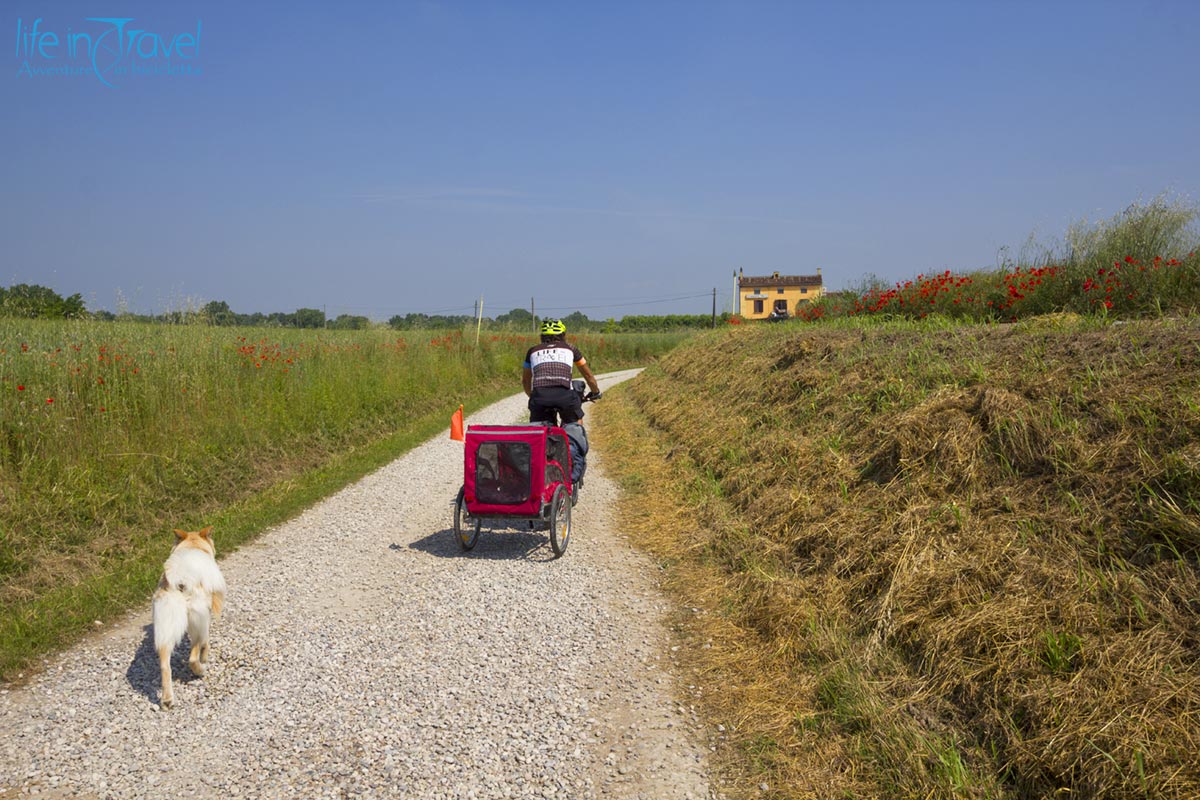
[
  {"left": 173, "top": 529, "right": 189, "bottom": 540},
  {"left": 198, "top": 526, "right": 213, "bottom": 540}
]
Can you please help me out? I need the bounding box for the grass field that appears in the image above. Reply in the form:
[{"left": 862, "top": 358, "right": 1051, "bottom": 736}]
[
  {"left": 0, "top": 321, "right": 687, "bottom": 677},
  {"left": 594, "top": 315, "right": 1200, "bottom": 798}
]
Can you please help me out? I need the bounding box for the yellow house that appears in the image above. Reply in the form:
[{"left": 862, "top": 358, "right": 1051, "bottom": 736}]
[{"left": 736, "top": 268, "right": 824, "bottom": 319}]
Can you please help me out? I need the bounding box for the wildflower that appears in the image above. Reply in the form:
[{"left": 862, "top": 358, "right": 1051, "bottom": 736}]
[
  {"left": 1104, "top": 300, "right": 1113, "bottom": 309},
  {"left": 17, "top": 385, "right": 25, "bottom": 391},
  {"left": 46, "top": 397, "right": 54, "bottom": 404}
]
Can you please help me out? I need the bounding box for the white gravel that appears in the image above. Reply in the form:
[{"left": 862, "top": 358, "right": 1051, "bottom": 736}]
[{"left": 0, "top": 370, "right": 716, "bottom": 799}]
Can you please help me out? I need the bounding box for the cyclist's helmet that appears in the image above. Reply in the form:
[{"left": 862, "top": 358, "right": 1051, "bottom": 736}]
[{"left": 540, "top": 319, "right": 567, "bottom": 336}]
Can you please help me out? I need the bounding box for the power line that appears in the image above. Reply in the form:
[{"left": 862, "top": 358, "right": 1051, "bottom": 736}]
[
  {"left": 535, "top": 292, "right": 716, "bottom": 312},
  {"left": 320, "top": 290, "right": 733, "bottom": 319}
]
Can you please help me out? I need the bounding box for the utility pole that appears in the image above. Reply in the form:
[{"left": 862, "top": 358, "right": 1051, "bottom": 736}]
[
  {"left": 475, "top": 294, "right": 484, "bottom": 346},
  {"left": 531, "top": 297, "right": 536, "bottom": 333},
  {"left": 712, "top": 287, "right": 717, "bottom": 328}
]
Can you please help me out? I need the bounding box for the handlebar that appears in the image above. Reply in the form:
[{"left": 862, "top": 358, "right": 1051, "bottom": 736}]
[{"left": 573, "top": 379, "right": 601, "bottom": 403}]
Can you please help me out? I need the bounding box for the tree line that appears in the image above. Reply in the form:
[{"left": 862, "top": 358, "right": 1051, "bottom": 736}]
[{"left": 0, "top": 284, "right": 728, "bottom": 331}]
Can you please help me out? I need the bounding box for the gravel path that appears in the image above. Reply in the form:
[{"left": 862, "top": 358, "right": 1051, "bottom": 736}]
[{"left": 0, "top": 370, "right": 716, "bottom": 799}]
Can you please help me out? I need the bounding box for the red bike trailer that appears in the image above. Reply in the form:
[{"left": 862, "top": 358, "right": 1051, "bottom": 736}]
[{"left": 453, "top": 424, "right": 574, "bottom": 556}]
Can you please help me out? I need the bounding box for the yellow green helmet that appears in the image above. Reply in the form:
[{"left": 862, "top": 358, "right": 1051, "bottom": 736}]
[{"left": 540, "top": 318, "right": 566, "bottom": 336}]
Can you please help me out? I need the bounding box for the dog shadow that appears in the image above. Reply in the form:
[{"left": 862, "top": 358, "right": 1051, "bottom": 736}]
[
  {"left": 402, "top": 527, "right": 559, "bottom": 562},
  {"left": 126, "top": 625, "right": 199, "bottom": 703}
]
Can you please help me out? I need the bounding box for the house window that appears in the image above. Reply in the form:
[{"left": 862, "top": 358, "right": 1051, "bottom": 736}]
[
  {"left": 774, "top": 299, "right": 788, "bottom": 313},
  {"left": 801, "top": 287, "right": 808, "bottom": 294},
  {"left": 777, "top": 288, "right": 784, "bottom": 294},
  {"left": 753, "top": 299, "right": 764, "bottom": 314}
]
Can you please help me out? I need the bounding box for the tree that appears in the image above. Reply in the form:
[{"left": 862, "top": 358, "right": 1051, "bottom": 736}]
[
  {"left": 294, "top": 308, "right": 325, "bottom": 329},
  {"left": 331, "top": 314, "right": 370, "bottom": 330},
  {"left": 389, "top": 313, "right": 425, "bottom": 330},
  {"left": 202, "top": 300, "right": 236, "bottom": 326},
  {"left": 495, "top": 308, "right": 534, "bottom": 328},
  {"left": 0, "top": 284, "right": 86, "bottom": 318},
  {"left": 562, "top": 311, "right": 594, "bottom": 332}
]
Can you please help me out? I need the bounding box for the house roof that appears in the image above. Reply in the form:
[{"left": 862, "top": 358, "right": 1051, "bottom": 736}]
[{"left": 739, "top": 272, "right": 823, "bottom": 288}]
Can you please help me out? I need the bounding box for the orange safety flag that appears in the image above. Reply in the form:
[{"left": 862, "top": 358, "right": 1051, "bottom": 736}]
[{"left": 449, "top": 404, "right": 464, "bottom": 442}]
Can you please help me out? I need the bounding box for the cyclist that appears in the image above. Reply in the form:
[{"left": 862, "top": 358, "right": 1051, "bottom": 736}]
[
  {"left": 523, "top": 319, "right": 601, "bottom": 424},
  {"left": 523, "top": 319, "right": 600, "bottom": 493}
]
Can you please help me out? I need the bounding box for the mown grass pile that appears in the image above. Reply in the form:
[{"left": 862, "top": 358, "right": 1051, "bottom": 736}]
[
  {"left": 0, "top": 321, "right": 683, "bottom": 676},
  {"left": 594, "top": 315, "right": 1200, "bottom": 798}
]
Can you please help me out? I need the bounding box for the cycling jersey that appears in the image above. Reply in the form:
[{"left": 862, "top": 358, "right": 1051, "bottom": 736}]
[{"left": 523, "top": 342, "right": 584, "bottom": 390}]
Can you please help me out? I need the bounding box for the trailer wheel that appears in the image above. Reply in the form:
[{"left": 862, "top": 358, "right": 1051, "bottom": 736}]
[
  {"left": 548, "top": 485, "right": 571, "bottom": 557},
  {"left": 453, "top": 486, "right": 480, "bottom": 550}
]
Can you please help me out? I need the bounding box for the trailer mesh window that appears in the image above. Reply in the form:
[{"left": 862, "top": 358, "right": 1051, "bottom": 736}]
[
  {"left": 475, "top": 442, "right": 531, "bottom": 505},
  {"left": 546, "top": 434, "right": 569, "bottom": 471}
]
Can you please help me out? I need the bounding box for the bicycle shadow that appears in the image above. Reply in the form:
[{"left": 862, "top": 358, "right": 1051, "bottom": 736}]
[
  {"left": 402, "top": 527, "right": 560, "bottom": 562},
  {"left": 126, "top": 624, "right": 199, "bottom": 704}
]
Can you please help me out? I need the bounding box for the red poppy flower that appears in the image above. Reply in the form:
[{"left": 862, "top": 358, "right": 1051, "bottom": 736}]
[
  {"left": 1104, "top": 300, "right": 1113, "bottom": 309},
  {"left": 46, "top": 397, "right": 54, "bottom": 404},
  {"left": 17, "top": 385, "right": 25, "bottom": 391}
]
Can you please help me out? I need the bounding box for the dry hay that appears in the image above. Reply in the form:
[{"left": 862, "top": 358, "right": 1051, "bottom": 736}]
[{"left": 599, "top": 318, "right": 1200, "bottom": 798}]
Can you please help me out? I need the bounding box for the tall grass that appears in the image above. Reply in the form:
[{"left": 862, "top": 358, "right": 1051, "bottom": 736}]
[
  {"left": 797, "top": 196, "right": 1200, "bottom": 323},
  {"left": 0, "top": 321, "right": 683, "bottom": 676}
]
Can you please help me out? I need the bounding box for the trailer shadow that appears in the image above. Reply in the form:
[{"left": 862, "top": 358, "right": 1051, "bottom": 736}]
[{"left": 402, "top": 528, "right": 559, "bottom": 562}]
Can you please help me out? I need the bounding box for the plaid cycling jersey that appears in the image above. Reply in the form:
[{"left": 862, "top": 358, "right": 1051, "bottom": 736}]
[{"left": 524, "top": 342, "right": 584, "bottom": 389}]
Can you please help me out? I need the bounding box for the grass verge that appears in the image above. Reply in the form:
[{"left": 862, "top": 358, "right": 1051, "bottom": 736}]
[
  {"left": 0, "top": 384, "right": 512, "bottom": 679},
  {"left": 592, "top": 315, "right": 1200, "bottom": 798}
]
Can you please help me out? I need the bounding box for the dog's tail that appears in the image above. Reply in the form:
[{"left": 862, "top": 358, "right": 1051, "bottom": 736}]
[{"left": 152, "top": 579, "right": 189, "bottom": 652}]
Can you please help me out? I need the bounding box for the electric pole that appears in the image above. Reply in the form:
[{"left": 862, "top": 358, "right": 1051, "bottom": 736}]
[{"left": 475, "top": 294, "right": 484, "bottom": 345}]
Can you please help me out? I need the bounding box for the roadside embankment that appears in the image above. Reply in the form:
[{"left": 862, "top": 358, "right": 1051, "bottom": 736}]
[{"left": 593, "top": 315, "right": 1200, "bottom": 799}]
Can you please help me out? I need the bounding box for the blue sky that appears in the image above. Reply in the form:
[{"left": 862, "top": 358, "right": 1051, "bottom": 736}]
[{"left": 3, "top": 0, "right": 1198, "bottom": 319}]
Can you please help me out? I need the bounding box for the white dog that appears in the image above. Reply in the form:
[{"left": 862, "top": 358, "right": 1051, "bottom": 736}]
[{"left": 151, "top": 526, "right": 226, "bottom": 708}]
